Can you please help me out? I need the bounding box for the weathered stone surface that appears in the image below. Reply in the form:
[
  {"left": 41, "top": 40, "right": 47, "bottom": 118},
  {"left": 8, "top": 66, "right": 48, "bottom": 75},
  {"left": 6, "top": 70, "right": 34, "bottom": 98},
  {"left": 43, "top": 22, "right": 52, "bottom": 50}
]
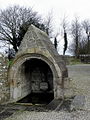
[
  {"left": 0, "top": 53, "right": 9, "bottom": 104},
  {"left": 40, "top": 82, "right": 48, "bottom": 91},
  {"left": 8, "top": 25, "right": 68, "bottom": 103},
  {"left": 70, "top": 95, "right": 86, "bottom": 110}
]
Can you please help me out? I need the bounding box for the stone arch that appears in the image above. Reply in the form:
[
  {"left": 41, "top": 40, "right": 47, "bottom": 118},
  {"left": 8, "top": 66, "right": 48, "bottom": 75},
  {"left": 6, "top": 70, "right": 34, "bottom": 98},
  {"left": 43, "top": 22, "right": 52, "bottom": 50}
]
[{"left": 8, "top": 53, "right": 59, "bottom": 102}]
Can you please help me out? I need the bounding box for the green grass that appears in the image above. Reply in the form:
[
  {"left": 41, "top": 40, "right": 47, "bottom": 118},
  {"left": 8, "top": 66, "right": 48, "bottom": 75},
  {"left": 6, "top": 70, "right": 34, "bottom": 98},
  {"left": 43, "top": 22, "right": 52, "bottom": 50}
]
[{"left": 68, "top": 57, "right": 82, "bottom": 65}]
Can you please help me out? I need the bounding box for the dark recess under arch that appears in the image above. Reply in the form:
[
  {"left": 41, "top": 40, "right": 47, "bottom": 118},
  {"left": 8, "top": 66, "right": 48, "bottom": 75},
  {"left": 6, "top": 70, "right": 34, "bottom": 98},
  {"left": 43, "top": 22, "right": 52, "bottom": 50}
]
[{"left": 18, "top": 58, "right": 54, "bottom": 104}]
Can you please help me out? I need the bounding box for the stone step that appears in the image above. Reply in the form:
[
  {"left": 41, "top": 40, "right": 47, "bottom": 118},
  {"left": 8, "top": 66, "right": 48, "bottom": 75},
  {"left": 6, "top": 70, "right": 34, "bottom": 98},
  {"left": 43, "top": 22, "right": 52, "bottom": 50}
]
[{"left": 46, "top": 99, "right": 63, "bottom": 110}]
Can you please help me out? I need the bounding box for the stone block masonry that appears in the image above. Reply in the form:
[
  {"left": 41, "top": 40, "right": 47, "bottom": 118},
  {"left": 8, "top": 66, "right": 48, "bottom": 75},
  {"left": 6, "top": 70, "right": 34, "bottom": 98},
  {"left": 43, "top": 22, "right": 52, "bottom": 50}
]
[{"left": 0, "top": 53, "right": 9, "bottom": 104}]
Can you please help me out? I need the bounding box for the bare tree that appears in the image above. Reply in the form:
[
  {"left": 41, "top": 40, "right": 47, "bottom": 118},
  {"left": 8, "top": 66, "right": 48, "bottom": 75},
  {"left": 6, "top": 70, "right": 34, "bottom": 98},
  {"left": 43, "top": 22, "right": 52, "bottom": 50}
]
[
  {"left": 78, "top": 37, "right": 88, "bottom": 54},
  {"left": 82, "top": 19, "right": 90, "bottom": 53},
  {"left": 70, "top": 16, "right": 82, "bottom": 58},
  {"left": 0, "top": 5, "right": 46, "bottom": 52},
  {"left": 44, "top": 11, "right": 53, "bottom": 37},
  {"left": 61, "top": 15, "right": 68, "bottom": 55},
  {"left": 54, "top": 37, "right": 58, "bottom": 49}
]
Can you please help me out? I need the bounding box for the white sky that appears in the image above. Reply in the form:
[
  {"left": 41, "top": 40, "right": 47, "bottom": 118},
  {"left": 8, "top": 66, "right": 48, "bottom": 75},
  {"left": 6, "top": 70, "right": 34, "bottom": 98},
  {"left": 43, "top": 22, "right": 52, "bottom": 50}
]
[
  {"left": 0, "top": 0, "right": 90, "bottom": 18},
  {"left": 0, "top": 0, "right": 90, "bottom": 55}
]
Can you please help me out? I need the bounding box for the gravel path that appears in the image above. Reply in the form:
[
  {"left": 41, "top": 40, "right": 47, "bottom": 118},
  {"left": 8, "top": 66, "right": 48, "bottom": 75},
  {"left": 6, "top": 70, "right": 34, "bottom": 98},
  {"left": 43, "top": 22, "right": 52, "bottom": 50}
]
[
  {"left": 4, "top": 110, "right": 90, "bottom": 120},
  {"left": 67, "top": 64, "right": 90, "bottom": 110},
  {"left": 67, "top": 64, "right": 90, "bottom": 96}
]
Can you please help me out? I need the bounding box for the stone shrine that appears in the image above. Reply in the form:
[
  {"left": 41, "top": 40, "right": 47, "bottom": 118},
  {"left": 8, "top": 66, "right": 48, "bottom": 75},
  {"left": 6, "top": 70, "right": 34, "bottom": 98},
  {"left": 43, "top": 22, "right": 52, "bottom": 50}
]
[{"left": 8, "top": 25, "right": 68, "bottom": 103}]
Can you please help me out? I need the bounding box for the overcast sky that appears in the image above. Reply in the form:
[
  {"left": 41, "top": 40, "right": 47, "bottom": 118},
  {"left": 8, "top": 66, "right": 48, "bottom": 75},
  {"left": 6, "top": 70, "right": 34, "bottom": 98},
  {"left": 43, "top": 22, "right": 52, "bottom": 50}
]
[
  {"left": 0, "top": 0, "right": 90, "bottom": 18},
  {"left": 0, "top": 0, "right": 90, "bottom": 54}
]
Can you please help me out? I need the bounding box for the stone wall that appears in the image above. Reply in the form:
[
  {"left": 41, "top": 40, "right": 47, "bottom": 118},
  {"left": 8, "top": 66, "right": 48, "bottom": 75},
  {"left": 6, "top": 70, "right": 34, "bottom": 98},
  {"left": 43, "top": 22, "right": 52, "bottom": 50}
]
[{"left": 0, "top": 53, "right": 9, "bottom": 104}]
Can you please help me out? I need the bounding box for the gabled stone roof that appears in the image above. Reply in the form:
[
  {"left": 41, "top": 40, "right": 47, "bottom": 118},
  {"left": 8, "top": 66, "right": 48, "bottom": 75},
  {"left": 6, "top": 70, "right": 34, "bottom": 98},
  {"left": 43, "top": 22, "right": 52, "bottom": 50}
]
[
  {"left": 17, "top": 24, "right": 58, "bottom": 56},
  {"left": 16, "top": 24, "right": 68, "bottom": 78}
]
